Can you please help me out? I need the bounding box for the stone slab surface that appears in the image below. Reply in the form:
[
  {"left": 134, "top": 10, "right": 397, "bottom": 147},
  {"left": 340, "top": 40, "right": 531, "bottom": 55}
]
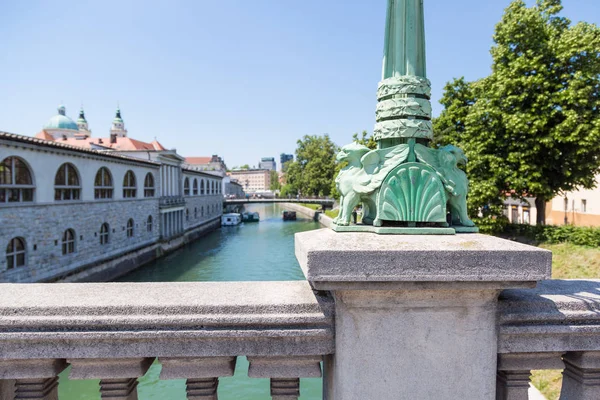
[
  {"left": 499, "top": 279, "right": 600, "bottom": 353},
  {"left": 0, "top": 281, "right": 334, "bottom": 360},
  {"left": 295, "top": 229, "right": 551, "bottom": 288}
]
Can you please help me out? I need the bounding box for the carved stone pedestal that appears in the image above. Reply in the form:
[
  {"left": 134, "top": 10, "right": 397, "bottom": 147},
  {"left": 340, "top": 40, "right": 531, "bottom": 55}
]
[{"left": 295, "top": 229, "right": 551, "bottom": 400}]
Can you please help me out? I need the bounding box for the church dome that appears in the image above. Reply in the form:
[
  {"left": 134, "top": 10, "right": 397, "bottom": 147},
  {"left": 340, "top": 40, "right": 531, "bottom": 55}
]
[{"left": 43, "top": 105, "right": 79, "bottom": 131}]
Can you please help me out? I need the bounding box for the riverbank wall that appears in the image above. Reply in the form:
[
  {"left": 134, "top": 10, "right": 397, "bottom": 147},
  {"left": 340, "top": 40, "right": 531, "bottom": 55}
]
[
  {"left": 281, "top": 203, "right": 334, "bottom": 228},
  {"left": 59, "top": 217, "right": 221, "bottom": 282}
]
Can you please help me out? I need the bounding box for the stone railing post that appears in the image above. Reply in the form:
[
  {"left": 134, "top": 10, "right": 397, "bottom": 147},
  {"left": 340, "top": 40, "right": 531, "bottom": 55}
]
[
  {"left": 69, "top": 358, "right": 153, "bottom": 400},
  {"left": 560, "top": 351, "right": 600, "bottom": 399},
  {"left": 296, "top": 230, "right": 550, "bottom": 400},
  {"left": 0, "top": 359, "right": 67, "bottom": 400},
  {"left": 247, "top": 356, "right": 322, "bottom": 400},
  {"left": 496, "top": 353, "right": 564, "bottom": 400},
  {"left": 159, "top": 356, "right": 237, "bottom": 400}
]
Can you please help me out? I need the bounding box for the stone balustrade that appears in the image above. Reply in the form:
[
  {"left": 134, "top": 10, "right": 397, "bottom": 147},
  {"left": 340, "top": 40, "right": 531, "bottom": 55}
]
[
  {"left": 0, "top": 281, "right": 334, "bottom": 400},
  {"left": 1, "top": 231, "right": 599, "bottom": 399},
  {"left": 497, "top": 279, "right": 600, "bottom": 400}
]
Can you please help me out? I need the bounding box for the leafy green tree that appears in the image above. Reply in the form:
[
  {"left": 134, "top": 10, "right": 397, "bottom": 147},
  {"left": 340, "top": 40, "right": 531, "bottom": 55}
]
[
  {"left": 239, "top": 164, "right": 250, "bottom": 170},
  {"left": 270, "top": 170, "right": 281, "bottom": 191},
  {"left": 286, "top": 134, "right": 338, "bottom": 197},
  {"left": 434, "top": 0, "right": 600, "bottom": 224}
]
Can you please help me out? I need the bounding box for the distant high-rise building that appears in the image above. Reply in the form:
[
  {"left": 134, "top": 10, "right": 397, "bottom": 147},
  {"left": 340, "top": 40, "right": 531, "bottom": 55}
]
[
  {"left": 280, "top": 153, "right": 293, "bottom": 172},
  {"left": 259, "top": 157, "right": 276, "bottom": 171}
]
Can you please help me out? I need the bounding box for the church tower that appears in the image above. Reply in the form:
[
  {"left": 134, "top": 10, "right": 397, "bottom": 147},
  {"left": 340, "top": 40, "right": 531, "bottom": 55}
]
[
  {"left": 76, "top": 107, "right": 91, "bottom": 134},
  {"left": 110, "top": 107, "right": 128, "bottom": 138}
]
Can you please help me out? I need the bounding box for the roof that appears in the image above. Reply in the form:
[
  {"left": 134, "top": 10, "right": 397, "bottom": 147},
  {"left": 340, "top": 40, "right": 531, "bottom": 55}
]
[
  {"left": 0, "top": 131, "right": 160, "bottom": 167},
  {"left": 185, "top": 157, "right": 212, "bottom": 165},
  {"left": 182, "top": 167, "right": 223, "bottom": 179},
  {"left": 43, "top": 105, "right": 79, "bottom": 131},
  {"left": 33, "top": 131, "right": 166, "bottom": 152}
]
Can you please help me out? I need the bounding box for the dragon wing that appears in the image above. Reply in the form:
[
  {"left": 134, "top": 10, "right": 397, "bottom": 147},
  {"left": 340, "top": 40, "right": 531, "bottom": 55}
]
[
  {"left": 413, "top": 143, "right": 439, "bottom": 168},
  {"left": 353, "top": 144, "right": 410, "bottom": 194}
]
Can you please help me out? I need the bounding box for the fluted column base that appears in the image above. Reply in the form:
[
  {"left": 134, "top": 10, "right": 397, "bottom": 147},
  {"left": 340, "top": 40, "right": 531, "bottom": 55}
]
[
  {"left": 186, "top": 377, "right": 218, "bottom": 399},
  {"left": 561, "top": 352, "right": 600, "bottom": 400},
  {"left": 14, "top": 377, "right": 59, "bottom": 400},
  {"left": 271, "top": 378, "right": 300, "bottom": 400},
  {"left": 99, "top": 378, "right": 138, "bottom": 400},
  {"left": 495, "top": 371, "right": 530, "bottom": 400}
]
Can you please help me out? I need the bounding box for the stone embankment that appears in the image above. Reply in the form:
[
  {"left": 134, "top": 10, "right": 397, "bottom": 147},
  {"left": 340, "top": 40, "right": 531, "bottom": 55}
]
[{"left": 281, "top": 203, "right": 333, "bottom": 228}]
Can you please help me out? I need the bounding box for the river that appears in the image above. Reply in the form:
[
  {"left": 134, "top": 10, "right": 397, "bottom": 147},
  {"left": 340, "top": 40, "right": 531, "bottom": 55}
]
[{"left": 58, "top": 203, "right": 323, "bottom": 400}]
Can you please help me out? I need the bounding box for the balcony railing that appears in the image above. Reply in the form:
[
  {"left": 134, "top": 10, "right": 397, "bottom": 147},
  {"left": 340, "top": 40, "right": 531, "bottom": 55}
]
[{"left": 0, "top": 281, "right": 333, "bottom": 400}]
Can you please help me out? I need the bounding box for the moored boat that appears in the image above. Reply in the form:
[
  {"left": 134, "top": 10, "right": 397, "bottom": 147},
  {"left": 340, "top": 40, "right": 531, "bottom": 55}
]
[
  {"left": 221, "top": 213, "right": 242, "bottom": 226},
  {"left": 242, "top": 212, "right": 260, "bottom": 223},
  {"left": 282, "top": 211, "right": 297, "bottom": 221}
]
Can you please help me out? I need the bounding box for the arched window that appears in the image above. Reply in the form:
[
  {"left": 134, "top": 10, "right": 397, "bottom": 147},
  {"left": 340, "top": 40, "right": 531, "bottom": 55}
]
[
  {"left": 194, "top": 207, "right": 197, "bottom": 219},
  {"left": 211, "top": 181, "right": 214, "bottom": 194},
  {"left": 94, "top": 168, "right": 113, "bottom": 199},
  {"left": 126, "top": 218, "right": 134, "bottom": 237},
  {"left": 6, "top": 237, "right": 26, "bottom": 269},
  {"left": 100, "top": 223, "right": 110, "bottom": 245},
  {"left": 186, "top": 208, "right": 190, "bottom": 221},
  {"left": 184, "top": 177, "right": 190, "bottom": 196},
  {"left": 123, "top": 171, "right": 137, "bottom": 198},
  {"left": 54, "top": 163, "right": 80, "bottom": 201},
  {"left": 147, "top": 215, "right": 153, "bottom": 232},
  {"left": 200, "top": 180, "right": 205, "bottom": 195},
  {"left": 201, "top": 206, "right": 204, "bottom": 217},
  {"left": 144, "top": 173, "right": 155, "bottom": 197},
  {"left": 0, "top": 157, "right": 34, "bottom": 203},
  {"left": 193, "top": 179, "right": 198, "bottom": 195},
  {"left": 62, "top": 229, "right": 76, "bottom": 255}
]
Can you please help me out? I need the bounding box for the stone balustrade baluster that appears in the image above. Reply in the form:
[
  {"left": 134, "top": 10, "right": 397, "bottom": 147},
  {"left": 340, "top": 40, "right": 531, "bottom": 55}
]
[
  {"left": 0, "top": 359, "right": 67, "bottom": 400},
  {"left": 68, "top": 358, "right": 153, "bottom": 400},
  {"left": 270, "top": 378, "right": 300, "bottom": 400},
  {"left": 496, "top": 353, "right": 564, "bottom": 400},
  {"left": 159, "top": 356, "right": 237, "bottom": 400},
  {"left": 560, "top": 351, "right": 600, "bottom": 399},
  {"left": 247, "top": 356, "right": 322, "bottom": 400}
]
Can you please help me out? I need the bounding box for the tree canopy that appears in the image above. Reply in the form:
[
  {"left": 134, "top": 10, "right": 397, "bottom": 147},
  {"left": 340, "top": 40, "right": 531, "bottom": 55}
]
[
  {"left": 281, "top": 134, "right": 338, "bottom": 197},
  {"left": 434, "top": 0, "right": 600, "bottom": 224},
  {"left": 270, "top": 170, "right": 281, "bottom": 191}
]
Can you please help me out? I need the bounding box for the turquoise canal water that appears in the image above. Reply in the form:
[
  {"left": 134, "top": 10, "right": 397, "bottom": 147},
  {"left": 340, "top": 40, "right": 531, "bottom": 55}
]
[{"left": 58, "top": 203, "right": 323, "bottom": 400}]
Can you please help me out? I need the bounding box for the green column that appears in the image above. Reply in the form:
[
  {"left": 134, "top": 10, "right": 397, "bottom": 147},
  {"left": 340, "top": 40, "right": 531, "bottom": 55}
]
[
  {"left": 375, "top": 0, "right": 433, "bottom": 148},
  {"left": 382, "top": 0, "right": 427, "bottom": 79}
]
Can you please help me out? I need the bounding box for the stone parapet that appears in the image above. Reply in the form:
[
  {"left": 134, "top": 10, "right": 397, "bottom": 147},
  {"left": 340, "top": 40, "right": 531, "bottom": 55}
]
[{"left": 0, "top": 281, "right": 332, "bottom": 400}]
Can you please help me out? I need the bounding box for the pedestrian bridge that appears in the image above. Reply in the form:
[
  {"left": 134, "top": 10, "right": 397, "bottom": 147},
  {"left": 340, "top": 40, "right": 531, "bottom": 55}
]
[{"left": 223, "top": 198, "right": 335, "bottom": 209}]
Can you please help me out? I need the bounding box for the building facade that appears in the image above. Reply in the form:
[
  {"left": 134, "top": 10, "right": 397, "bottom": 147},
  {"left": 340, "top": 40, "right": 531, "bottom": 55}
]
[
  {"left": 259, "top": 157, "right": 276, "bottom": 171},
  {"left": 229, "top": 169, "right": 270, "bottom": 194},
  {"left": 1, "top": 106, "right": 223, "bottom": 282},
  {"left": 0, "top": 132, "right": 160, "bottom": 282},
  {"left": 280, "top": 153, "right": 293, "bottom": 172},
  {"left": 546, "top": 178, "right": 600, "bottom": 227}
]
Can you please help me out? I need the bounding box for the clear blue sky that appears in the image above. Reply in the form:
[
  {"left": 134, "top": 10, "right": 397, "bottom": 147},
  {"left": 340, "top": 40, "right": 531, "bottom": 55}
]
[{"left": 1, "top": 0, "right": 598, "bottom": 168}]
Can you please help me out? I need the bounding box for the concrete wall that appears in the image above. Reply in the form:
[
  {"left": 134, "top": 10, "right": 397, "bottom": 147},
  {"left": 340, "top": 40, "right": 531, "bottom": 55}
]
[
  {"left": 184, "top": 194, "right": 223, "bottom": 230},
  {"left": 281, "top": 203, "right": 333, "bottom": 228}
]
